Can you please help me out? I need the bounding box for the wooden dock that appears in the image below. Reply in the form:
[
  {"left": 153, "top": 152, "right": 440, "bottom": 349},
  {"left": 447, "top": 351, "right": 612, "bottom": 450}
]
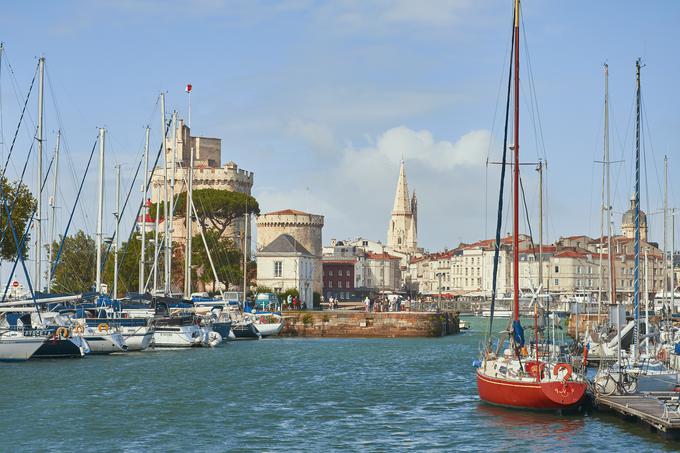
[{"left": 596, "top": 392, "right": 680, "bottom": 440}]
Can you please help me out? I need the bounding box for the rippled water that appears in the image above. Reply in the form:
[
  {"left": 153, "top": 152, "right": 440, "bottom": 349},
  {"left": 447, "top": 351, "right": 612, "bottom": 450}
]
[{"left": 0, "top": 317, "right": 675, "bottom": 452}]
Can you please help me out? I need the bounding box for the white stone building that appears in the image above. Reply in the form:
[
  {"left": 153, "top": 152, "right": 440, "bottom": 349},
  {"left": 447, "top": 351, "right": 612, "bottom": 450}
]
[
  {"left": 256, "top": 234, "right": 316, "bottom": 309},
  {"left": 387, "top": 161, "right": 418, "bottom": 254},
  {"left": 256, "top": 209, "right": 324, "bottom": 295}
]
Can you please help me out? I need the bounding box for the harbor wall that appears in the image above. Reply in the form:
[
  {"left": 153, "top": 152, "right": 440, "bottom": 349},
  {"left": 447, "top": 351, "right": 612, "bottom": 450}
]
[{"left": 280, "top": 311, "right": 460, "bottom": 338}]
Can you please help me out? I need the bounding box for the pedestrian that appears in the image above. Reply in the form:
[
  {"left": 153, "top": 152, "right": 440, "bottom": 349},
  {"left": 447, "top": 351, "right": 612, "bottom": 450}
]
[{"left": 364, "top": 296, "right": 370, "bottom": 313}]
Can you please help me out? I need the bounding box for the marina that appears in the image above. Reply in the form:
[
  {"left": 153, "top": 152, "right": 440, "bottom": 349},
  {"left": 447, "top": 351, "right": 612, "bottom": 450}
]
[{"left": 1, "top": 0, "right": 680, "bottom": 451}]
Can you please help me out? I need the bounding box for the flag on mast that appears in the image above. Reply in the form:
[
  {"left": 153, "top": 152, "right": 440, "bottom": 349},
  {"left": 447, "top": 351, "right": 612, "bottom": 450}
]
[{"left": 185, "top": 84, "right": 192, "bottom": 93}]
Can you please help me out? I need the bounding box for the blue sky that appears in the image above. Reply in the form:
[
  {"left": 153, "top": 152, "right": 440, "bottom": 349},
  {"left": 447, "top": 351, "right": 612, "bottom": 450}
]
[{"left": 1, "top": 0, "right": 680, "bottom": 258}]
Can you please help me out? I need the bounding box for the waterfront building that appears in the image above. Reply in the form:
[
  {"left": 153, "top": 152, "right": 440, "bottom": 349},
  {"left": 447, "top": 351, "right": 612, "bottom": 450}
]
[
  {"left": 621, "top": 195, "right": 648, "bottom": 242},
  {"left": 256, "top": 234, "right": 315, "bottom": 309},
  {"left": 256, "top": 209, "right": 324, "bottom": 295},
  {"left": 322, "top": 258, "right": 356, "bottom": 301}
]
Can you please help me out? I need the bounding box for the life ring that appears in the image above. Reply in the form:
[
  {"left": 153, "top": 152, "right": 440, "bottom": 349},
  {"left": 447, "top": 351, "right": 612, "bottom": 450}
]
[
  {"left": 73, "top": 324, "right": 85, "bottom": 334},
  {"left": 657, "top": 348, "right": 669, "bottom": 362},
  {"left": 552, "top": 363, "right": 572, "bottom": 382},
  {"left": 97, "top": 323, "right": 109, "bottom": 333},
  {"left": 55, "top": 326, "right": 69, "bottom": 339}
]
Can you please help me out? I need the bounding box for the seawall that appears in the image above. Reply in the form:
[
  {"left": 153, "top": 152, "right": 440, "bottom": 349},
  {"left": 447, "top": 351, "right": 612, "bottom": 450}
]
[{"left": 280, "top": 311, "right": 460, "bottom": 338}]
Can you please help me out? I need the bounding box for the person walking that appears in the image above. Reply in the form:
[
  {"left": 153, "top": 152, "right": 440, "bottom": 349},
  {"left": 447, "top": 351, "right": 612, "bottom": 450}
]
[{"left": 364, "top": 296, "right": 370, "bottom": 313}]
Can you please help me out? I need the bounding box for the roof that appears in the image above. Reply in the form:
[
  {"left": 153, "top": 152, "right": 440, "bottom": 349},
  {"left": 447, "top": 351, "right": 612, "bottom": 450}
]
[
  {"left": 260, "top": 234, "right": 313, "bottom": 256},
  {"left": 265, "top": 209, "right": 310, "bottom": 216},
  {"left": 366, "top": 252, "right": 400, "bottom": 261},
  {"left": 322, "top": 258, "right": 357, "bottom": 265}
]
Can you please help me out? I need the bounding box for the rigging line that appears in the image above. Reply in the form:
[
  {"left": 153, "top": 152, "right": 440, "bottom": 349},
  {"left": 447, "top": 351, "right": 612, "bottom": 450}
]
[
  {"left": 49, "top": 138, "right": 98, "bottom": 282},
  {"left": 519, "top": 176, "right": 536, "bottom": 261},
  {"left": 520, "top": 13, "right": 547, "bottom": 161},
  {"left": 0, "top": 139, "right": 35, "bottom": 248},
  {"left": 1, "top": 61, "right": 38, "bottom": 178},
  {"left": 640, "top": 93, "right": 663, "bottom": 205},
  {"left": 488, "top": 6, "right": 515, "bottom": 341},
  {"left": 115, "top": 118, "right": 172, "bottom": 292},
  {"left": 1, "top": 152, "right": 55, "bottom": 303}
]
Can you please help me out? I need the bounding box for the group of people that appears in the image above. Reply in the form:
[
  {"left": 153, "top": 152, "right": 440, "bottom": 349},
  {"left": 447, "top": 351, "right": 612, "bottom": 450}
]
[
  {"left": 284, "top": 294, "right": 304, "bottom": 310},
  {"left": 364, "top": 295, "right": 410, "bottom": 313},
  {"left": 326, "top": 296, "right": 340, "bottom": 310}
]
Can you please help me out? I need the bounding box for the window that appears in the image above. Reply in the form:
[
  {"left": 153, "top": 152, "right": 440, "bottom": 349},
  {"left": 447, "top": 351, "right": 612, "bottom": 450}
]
[
  {"left": 274, "top": 261, "right": 283, "bottom": 277},
  {"left": 554, "top": 279, "right": 559, "bottom": 285},
  {"left": 329, "top": 270, "right": 334, "bottom": 277},
  {"left": 554, "top": 266, "right": 560, "bottom": 273}
]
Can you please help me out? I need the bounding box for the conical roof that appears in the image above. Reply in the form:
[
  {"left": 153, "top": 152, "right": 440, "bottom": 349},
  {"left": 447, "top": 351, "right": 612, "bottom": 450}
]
[{"left": 392, "top": 161, "right": 411, "bottom": 214}]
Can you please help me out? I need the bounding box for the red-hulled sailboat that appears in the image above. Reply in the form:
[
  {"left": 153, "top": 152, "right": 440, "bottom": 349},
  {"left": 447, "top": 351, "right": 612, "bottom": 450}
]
[{"left": 475, "top": 0, "right": 587, "bottom": 410}]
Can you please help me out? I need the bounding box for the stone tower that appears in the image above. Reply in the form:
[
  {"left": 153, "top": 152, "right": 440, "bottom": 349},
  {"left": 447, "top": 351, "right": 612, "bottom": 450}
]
[
  {"left": 256, "top": 209, "right": 325, "bottom": 294},
  {"left": 387, "top": 161, "right": 417, "bottom": 253},
  {"left": 621, "top": 194, "right": 648, "bottom": 242}
]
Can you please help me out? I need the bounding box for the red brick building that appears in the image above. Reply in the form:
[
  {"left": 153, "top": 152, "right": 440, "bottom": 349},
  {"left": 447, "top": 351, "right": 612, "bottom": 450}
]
[{"left": 322, "top": 259, "right": 356, "bottom": 301}]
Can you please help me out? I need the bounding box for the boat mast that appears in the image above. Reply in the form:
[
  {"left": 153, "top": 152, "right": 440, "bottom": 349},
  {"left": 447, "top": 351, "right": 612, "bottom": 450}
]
[
  {"left": 140, "top": 126, "right": 150, "bottom": 294},
  {"left": 633, "top": 59, "right": 642, "bottom": 361},
  {"left": 160, "top": 92, "right": 168, "bottom": 295},
  {"left": 604, "top": 64, "right": 620, "bottom": 365},
  {"left": 242, "top": 209, "right": 248, "bottom": 304},
  {"left": 95, "top": 127, "right": 105, "bottom": 294},
  {"left": 672, "top": 210, "right": 676, "bottom": 319},
  {"left": 537, "top": 160, "right": 543, "bottom": 289},
  {"left": 512, "top": 0, "right": 520, "bottom": 325},
  {"left": 664, "top": 156, "right": 669, "bottom": 312},
  {"left": 46, "top": 130, "right": 60, "bottom": 293},
  {"left": 168, "top": 110, "right": 177, "bottom": 296},
  {"left": 184, "top": 145, "right": 194, "bottom": 299},
  {"left": 35, "top": 56, "right": 45, "bottom": 292},
  {"left": 113, "top": 163, "right": 120, "bottom": 298}
]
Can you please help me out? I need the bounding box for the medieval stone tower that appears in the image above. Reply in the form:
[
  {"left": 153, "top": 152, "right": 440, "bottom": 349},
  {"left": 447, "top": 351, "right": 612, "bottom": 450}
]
[
  {"left": 256, "top": 209, "right": 325, "bottom": 294},
  {"left": 387, "top": 161, "right": 418, "bottom": 253}
]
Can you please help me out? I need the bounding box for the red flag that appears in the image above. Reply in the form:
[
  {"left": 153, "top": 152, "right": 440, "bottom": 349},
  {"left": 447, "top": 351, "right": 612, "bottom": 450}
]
[{"left": 185, "top": 84, "right": 192, "bottom": 93}]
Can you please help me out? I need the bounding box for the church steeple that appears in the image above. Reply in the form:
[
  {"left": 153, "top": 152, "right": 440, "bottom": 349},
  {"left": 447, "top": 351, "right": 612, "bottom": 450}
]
[
  {"left": 387, "top": 161, "right": 418, "bottom": 253},
  {"left": 392, "top": 160, "right": 412, "bottom": 214}
]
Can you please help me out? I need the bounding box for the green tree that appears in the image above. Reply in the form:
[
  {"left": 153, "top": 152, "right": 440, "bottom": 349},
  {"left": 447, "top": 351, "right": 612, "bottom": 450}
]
[
  {"left": 103, "top": 236, "right": 156, "bottom": 297},
  {"left": 0, "top": 175, "right": 36, "bottom": 260},
  {"left": 50, "top": 230, "right": 95, "bottom": 293},
  {"left": 192, "top": 229, "right": 242, "bottom": 292},
  {"left": 151, "top": 189, "right": 260, "bottom": 237}
]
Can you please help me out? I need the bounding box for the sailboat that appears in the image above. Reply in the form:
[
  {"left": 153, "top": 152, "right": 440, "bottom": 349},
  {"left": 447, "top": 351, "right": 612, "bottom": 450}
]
[{"left": 475, "top": 0, "right": 587, "bottom": 410}]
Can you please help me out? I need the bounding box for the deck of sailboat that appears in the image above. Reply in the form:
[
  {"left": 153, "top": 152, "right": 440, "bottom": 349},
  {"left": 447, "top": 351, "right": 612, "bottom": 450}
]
[{"left": 596, "top": 392, "right": 680, "bottom": 439}]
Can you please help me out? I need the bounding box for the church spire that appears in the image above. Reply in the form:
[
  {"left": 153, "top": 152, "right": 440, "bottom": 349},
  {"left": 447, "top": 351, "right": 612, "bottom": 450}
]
[
  {"left": 387, "top": 160, "right": 417, "bottom": 253},
  {"left": 392, "top": 160, "right": 412, "bottom": 214}
]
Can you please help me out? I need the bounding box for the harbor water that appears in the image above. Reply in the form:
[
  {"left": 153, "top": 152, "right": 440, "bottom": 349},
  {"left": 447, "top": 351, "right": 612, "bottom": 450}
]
[{"left": 1, "top": 317, "right": 675, "bottom": 452}]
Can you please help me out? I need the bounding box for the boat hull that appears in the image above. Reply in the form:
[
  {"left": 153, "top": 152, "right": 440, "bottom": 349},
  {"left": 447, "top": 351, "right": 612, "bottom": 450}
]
[
  {"left": 476, "top": 370, "right": 586, "bottom": 410},
  {"left": 121, "top": 329, "right": 154, "bottom": 351},
  {"left": 0, "top": 335, "right": 45, "bottom": 361},
  {"left": 82, "top": 332, "right": 127, "bottom": 354},
  {"left": 33, "top": 338, "right": 86, "bottom": 358}
]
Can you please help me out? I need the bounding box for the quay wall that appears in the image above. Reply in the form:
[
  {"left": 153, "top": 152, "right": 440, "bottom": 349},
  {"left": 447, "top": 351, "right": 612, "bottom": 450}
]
[{"left": 280, "top": 311, "right": 460, "bottom": 338}]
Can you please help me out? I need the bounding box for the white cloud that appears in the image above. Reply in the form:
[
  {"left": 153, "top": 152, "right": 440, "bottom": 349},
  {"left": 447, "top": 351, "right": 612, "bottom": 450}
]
[{"left": 254, "top": 126, "right": 493, "bottom": 251}]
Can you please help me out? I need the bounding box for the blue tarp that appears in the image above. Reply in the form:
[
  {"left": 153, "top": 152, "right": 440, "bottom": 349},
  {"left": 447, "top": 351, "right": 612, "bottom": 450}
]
[{"left": 512, "top": 319, "right": 525, "bottom": 347}]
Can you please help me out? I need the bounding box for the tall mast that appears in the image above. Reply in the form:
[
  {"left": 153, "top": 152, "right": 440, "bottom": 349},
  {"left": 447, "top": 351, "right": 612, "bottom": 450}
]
[
  {"left": 140, "top": 126, "right": 150, "bottom": 294},
  {"left": 604, "top": 64, "right": 620, "bottom": 364},
  {"left": 153, "top": 182, "right": 160, "bottom": 294},
  {"left": 184, "top": 144, "right": 194, "bottom": 299},
  {"left": 633, "top": 59, "right": 642, "bottom": 361},
  {"left": 537, "top": 160, "right": 543, "bottom": 290},
  {"left": 664, "top": 156, "right": 669, "bottom": 308},
  {"left": 598, "top": 64, "right": 609, "bottom": 323},
  {"left": 95, "top": 127, "right": 105, "bottom": 293},
  {"left": 242, "top": 210, "right": 248, "bottom": 304},
  {"left": 160, "top": 92, "right": 168, "bottom": 295},
  {"left": 113, "top": 163, "right": 121, "bottom": 298},
  {"left": 46, "top": 130, "right": 60, "bottom": 293},
  {"left": 512, "top": 0, "right": 520, "bottom": 323},
  {"left": 672, "top": 210, "right": 676, "bottom": 317},
  {"left": 167, "top": 110, "right": 177, "bottom": 296},
  {"left": 35, "top": 57, "right": 45, "bottom": 291}
]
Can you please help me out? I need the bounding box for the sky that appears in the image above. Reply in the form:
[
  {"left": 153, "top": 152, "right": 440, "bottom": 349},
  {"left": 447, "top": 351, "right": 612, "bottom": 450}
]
[{"left": 1, "top": 0, "right": 680, "bottom": 264}]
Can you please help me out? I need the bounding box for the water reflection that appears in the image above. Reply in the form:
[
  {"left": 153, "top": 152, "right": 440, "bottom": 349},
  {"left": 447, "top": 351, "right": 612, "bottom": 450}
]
[{"left": 477, "top": 403, "right": 585, "bottom": 443}]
